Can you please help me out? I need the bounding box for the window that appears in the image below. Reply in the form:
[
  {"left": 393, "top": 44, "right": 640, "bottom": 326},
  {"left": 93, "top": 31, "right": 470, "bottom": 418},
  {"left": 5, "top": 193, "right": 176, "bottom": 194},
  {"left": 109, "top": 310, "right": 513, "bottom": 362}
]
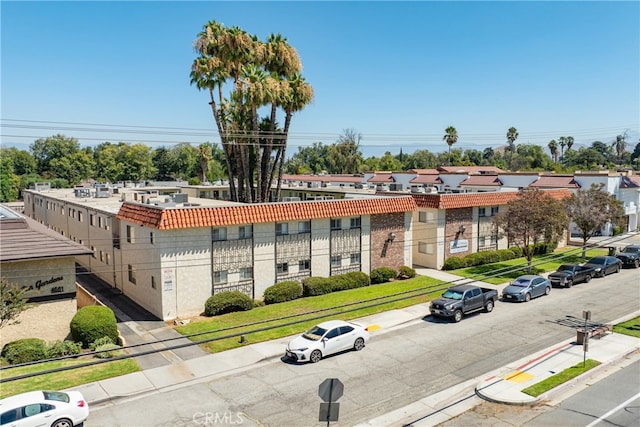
[
  {"left": 325, "top": 328, "right": 340, "bottom": 339},
  {"left": 99, "top": 251, "right": 105, "bottom": 262},
  {"left": 128, "top": 265, "right": 136, "bottom": 284},
  {"left": 276, "top": 223, "right": 288, "bottom": 236},
  {"left": 213, "top": 271, "right": 228, "bottom": 284},
  {"left": 105, "top": 253, "right": 110, "bottom": 265},
  {"left": 299, "top": 259, "right": 311, "bottom": 271},
  {"left": 418, "top": 242, "right": 434, "bottom": 254},
  {"left": 298, "top": 221, "right": 311, "bottom": 234},
  {"left": 490, "top": 235, "right": 498, "bottom": 244},
  {"left": 277, "top": 263, "right": 289, "bottom": 274},
  {"left": 151, "top": 276, "right": 156, "bottom": 289},
  {"left": 239, "top": 225, "right": 253, "bottom": 239},
  {"left": 350, "top": 253, "right": 361, "bottom": 265},
  {"left": 126, "top": 225, "right": 134, "bottom": 243},
  {"left": 98, "top": 216, "right": 103, "bottom": 228},
  {"left": 90, "top": 214, "right": 95, "bottom": 226},
  {"left": 330, "top": 219, "right": 342, "bottom": 230},
  {"left": 240, "top": 267, "right": 253, "bottom": 279},
  {"left": 331, "top": 255, "right": 341, "bottom": 266},
  {"left": 91, "top": 246, "right": 96, "bottom": 258},
  {"left": 479, "top": 207, "right": 487, "bottom": 217},
  {"left": 350, "top": 217, "right": 361, "bottom": 229},
  {"left": 78, "top": 212, "right": 83, "bottom": 222},
  {"left": 149, "top": 232, "right": 155, "bottom": 244},
  {"left": 418, "top": 212, "right": 427, "bottom": 223},
  {"left": 478, "top": 236, "right": 486, "bottom": 247},
  {"left": 491, "top": 206, "right": 499, "bottom": 216},
  {"left": 212, "top": 227, "right": 227, "bottom": 241}
]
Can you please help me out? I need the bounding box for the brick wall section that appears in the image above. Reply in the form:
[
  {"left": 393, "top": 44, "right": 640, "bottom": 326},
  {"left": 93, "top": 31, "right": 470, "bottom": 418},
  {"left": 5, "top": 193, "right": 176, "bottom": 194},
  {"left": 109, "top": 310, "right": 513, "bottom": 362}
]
[
  {"left": 370, "top": 212, "right": 405, "bottom": 270},
  {"left": 445, "top": 208, "right": 473, "bottom": 258}
]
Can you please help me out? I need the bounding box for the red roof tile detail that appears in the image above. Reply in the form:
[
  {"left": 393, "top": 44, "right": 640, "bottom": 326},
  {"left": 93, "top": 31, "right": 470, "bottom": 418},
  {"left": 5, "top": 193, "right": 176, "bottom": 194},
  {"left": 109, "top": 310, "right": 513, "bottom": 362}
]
[
  {"left": 117, "top": 197, "right": 417, "bottom": 230},
  {"left": 530, "top": 176, "right": 580, "bottom": 188},
  {"left": 367, "top": 173, "right": 395, "bottom": 183},
  {"left": 410, "top": 175, "right": 443, "bottom": 184},
  {"left": 412, "top": 189, "right": 571, "bottom": 209},
  {"left": 437, "top": 166, "right": 504, "bottom": 174},
  {"left": 459, "top": 175, "right": 502, "bottom": 186}
]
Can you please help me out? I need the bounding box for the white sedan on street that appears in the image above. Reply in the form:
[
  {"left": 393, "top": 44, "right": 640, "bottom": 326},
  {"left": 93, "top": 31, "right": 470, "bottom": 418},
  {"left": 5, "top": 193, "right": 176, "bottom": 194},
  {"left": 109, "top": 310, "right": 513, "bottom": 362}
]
[
  {"left": 0, "top": 390, "right": 89, "bottom": 427},
  {"left": 285, "top": 319, "right": 370, "bottom": 363}
]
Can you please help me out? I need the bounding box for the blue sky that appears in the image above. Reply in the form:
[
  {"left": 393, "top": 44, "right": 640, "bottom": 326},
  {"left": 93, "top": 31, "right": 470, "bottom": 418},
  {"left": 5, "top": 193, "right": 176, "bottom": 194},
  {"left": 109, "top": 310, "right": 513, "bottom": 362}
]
[{"left": 2, "top": 1, "right": 639, "bottom": 158}]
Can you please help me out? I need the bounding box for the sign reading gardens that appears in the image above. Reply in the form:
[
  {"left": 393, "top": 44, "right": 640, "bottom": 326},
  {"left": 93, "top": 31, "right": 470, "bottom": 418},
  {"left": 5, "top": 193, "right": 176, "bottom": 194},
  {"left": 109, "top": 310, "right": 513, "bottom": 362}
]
[{"left": 22, "top": 275, "right": 66, "bottom": 295}]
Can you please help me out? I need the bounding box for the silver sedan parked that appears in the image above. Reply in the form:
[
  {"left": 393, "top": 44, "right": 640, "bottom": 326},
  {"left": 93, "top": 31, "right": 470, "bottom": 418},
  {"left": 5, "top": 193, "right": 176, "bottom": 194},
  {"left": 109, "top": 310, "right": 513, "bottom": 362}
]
[{"left": 502, "top": 274, "right": 551, "bottom": 302}]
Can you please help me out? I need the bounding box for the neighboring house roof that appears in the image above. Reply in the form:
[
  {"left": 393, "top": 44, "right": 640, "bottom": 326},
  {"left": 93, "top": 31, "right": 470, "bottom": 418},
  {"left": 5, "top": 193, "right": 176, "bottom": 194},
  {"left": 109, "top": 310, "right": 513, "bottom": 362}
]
[
  {"left": 281, "top": 174, "right": 363, "bottom": 183},
  {"left": 409, "top": 169, "right": 440, "bottom": 175},
  {"left": 437, "top": 166, "right": 504, "bottom": 174},
  {"left": 459, "top": 175, "right": 503, "bottom": 187},
  {"left": 619, "top": 176, "right": 640, "bottom": 188},
  {"left": 412, "top": 189, "right": 572, "bottom": 210},
  {"left": 530, "top": 176, "right": 581, "bottom": 188},
  {"left": 367, "top": 173, "right": 395, "bottom": 183},
  {"left": 116, "top": 197, "right": 418, "bottom": 230},
  {"left": 0, "top": 207, "right": 92, "bottom": 262},
  {"left": 409, "top": 174, "right": 443, "bottom": 185}
]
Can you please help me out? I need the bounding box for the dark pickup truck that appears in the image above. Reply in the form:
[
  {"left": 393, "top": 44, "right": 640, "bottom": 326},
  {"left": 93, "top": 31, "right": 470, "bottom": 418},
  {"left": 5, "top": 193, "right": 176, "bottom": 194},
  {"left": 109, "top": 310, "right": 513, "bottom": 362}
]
[
  {"left": 615, "top": 245, "right": 640, "bottom": 268},
  {"left": 429, "top": 284, "right": 498, "bottom": 322},
  {"left": 548, "top": 264, "right": 595, "bottom": 288}
]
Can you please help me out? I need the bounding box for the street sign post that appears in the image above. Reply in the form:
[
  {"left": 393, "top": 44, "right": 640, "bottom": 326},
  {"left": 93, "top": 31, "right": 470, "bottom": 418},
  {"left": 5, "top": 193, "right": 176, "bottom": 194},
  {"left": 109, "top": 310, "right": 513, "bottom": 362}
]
[
  {"left": 318, "top": 378, "right": 343, "bottom": 426},
  {"left": 582, "top": 310, "right": 591, "bottom": 367}
]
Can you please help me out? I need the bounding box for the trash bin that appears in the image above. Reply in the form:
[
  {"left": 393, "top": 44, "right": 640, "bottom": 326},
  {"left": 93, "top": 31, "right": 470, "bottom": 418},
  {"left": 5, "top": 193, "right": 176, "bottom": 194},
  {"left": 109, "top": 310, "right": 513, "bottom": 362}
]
[
  {"left": 608, "top": 246, "right": 616, "bottom": 256},
  {"left": 576, "top": 328, "right": 588, "bottom": 345}
]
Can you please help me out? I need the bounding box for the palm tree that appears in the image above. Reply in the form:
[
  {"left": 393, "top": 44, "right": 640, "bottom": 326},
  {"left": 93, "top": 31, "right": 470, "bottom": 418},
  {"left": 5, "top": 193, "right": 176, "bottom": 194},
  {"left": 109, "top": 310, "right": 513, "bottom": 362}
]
[
  {"left": 566, "top": 136, "right": 574, "bottom": 152},
  {"left": 558, "top": 136, "right": 567, "bottom": 163},
  {"left": 506, "top": 127, "right": 519, "bottom": 170},
  {"left": 613, "top": 134, "right": 626, "bottom": 165},
  {"left": 443, "top": 126, "right": 458, "bottom": 165},
  {"left": 548, "top": 140, "right": 558, "bottom": 163}
]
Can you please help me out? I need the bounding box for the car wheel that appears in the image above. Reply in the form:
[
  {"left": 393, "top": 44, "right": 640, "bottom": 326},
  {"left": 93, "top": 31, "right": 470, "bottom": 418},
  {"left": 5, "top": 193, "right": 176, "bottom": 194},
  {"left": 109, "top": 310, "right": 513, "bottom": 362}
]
[
  {"left": 584, "top": 275, "right": 591, "bottom": 283},
  {"left": 615, "top": 265, "right": 620, "bottom": 273},
  {"left": 566, "top": 279, "right": 573, "bottom": 288},
  {"left": 354, "top": 337, "right": 365, "bottom": 351},
  {"left": 310, "top": 349, "right": 322, "bottom": 363},
  {"left": 634, "top": 259, "right": 640, "bottom": 268},
  {"left": 484, "top": 300, "right": 494, "bottom": 313},
  {"left": 52, "top": 419, "right": 73, "bottom": 427},
  {"left": 524, "top": 293, "right": 531, "bottom": 302},
  {"left": 544, "top": 286, "right": 551, "bottom": 296},
  {"left": 453, "top": 310, "right": 463, "bottom": 323}
]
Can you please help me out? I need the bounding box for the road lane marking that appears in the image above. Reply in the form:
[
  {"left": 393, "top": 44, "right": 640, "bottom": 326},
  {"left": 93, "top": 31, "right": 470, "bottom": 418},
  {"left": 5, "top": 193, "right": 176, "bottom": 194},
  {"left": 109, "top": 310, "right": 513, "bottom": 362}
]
[
  {"left": 584, "top": 390, "right": 640, "bottom": 427},
  {"left": 503, "top": 371, "right": 534, "bottom": 383}
]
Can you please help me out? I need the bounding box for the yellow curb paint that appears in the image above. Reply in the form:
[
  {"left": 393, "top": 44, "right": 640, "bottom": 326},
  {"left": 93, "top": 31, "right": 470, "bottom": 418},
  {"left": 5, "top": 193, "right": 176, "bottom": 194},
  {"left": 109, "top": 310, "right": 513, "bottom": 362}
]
[
  {"left": 367, "top": 324, "right": 381, "bottom": 331},
  {"left": 504, "top": 371, "right": 534, "bottom": 383}
]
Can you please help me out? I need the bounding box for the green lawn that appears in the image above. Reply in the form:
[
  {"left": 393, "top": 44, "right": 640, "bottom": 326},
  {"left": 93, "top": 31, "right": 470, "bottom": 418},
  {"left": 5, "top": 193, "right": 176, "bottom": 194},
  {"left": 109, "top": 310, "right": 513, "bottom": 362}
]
[
  {"left": 613, "top": 316, "right": 640, "bottom": 338},
  {"left": 521, "top": 359, "right": 601, "bottom": 397}
]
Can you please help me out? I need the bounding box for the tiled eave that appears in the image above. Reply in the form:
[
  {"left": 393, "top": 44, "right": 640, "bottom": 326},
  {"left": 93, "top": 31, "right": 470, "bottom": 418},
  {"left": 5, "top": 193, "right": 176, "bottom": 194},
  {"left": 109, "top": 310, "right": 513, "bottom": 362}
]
[
  {"left": 116, "top": 197, "right": 418, "bottom": 230},
  {"left": 412, "top": 188, "right": 572, "bottom": 209}
]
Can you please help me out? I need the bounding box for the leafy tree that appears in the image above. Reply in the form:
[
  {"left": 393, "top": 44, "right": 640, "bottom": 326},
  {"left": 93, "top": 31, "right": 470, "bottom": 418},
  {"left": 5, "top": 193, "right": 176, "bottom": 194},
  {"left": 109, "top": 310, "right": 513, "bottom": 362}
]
[
  {"left": 565, "top": 183, "right": 625, "bottom": 258},
  {"left": 30, "top": 134, "right": 81, "bottom": 176},
  {"left": 0, "top": 156, "right": 21, "bottom": 202},
  {"left": 285, "top": 142, "right": 330, "bottom": 174},
  {"left": 1, "top": 148, "right": 36, "bottom": 175},
  {"left": 152, "top": 147, "right": 175, "bottom": 181},
  {"left": 94, "top": 142, "right": 125, "bottom": 182},
  {"left": 0, "top": 280, "right": 28, "bottom": 328},
  {"left": 493, "top": 188, "right": 568, "bottom": 271},
  {"left": 169, "top": 143, "right": 200, "bottom": 180},
  {"left": 567, "top": 147, "right": 606, "bottom": 170},
  {"left": 402, "top": 149, "right": 438, "bottom": 169},
  {"left": 49, "top": 149, "right": 94, "bottom": 185},
  {"left": 482, "top": 147, "right": 495, "bottom": 163},
  {"left": 120, "top": 144, "right": 156, "bottom": 182},
  {"left": 591, "top": 141, "right": 612, "bottom": 162},
  {"left": 631, "top": 142, "right": 640, "bottom": 165},
  {"left": 548, "top": 140, "right": 558, "bottom": 163},
  {"left": 326, "top": 129, "right": 363, "bottom": 174},
  {"left": 191, "top": 21, "right": 313, "bottom": 203},
  {"left": 462, "top": 149, "right": 483, "bottom": 166},
  {"left": 443, "top": 126, "right": 458, "bottom": 165},
  {"left": 378, "top": 151, "right": 402, "bottom": 171}
]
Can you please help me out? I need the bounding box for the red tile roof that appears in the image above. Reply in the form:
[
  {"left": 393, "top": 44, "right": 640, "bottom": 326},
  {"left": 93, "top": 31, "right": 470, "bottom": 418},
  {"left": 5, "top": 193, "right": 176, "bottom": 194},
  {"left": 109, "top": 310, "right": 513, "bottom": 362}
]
[
  {"left": 459, "top": 175, "right": 503, "bottom": 186},
  {"left": 410, "top": 175, "right": 443, "bottom": 184},
  {"left": 281, "top": 174, "right": 363, "bottom": 183},
  {"left": 620, "top": 176, "right": 640, "bottom": 188},
  {"left": 116, "top": 197, "right": 418, "bottom": 230},
  {"left": 367, "top": 173, "right": 395, "bottom": 183},
  {"left": 410, "top": 169, "right": 440, "bottom": 174},
  {"left": 530, "top": 176, "right": 580, "bottom": 188},
  {"left": 412, "top": 189, "right": 571, "bottom": 209},
  {"left": 437, "top": 166, "right": 504, "bottom": 174}
]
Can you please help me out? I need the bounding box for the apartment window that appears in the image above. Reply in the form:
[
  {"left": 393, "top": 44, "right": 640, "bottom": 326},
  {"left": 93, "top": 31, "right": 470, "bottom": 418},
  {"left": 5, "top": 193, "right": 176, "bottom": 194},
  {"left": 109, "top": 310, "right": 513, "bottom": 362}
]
[
  {"left": 90, "top": 214, "right": 95, "bottom": 226},
  {"left": 490, "top": 235, "right": 498, "bottom": 245},
  {"left": 350, "top": 217, "right": 361, "bottom": 229},
  {"left": 68, "top": 208, "right": 73, "bottom": 217},
  {"left": 105, "top": 254, "right": 110, "bottom": 265},
  {"left": 276, "top": 223, "right": 288, "bottom": 236},
  {"left": 277, "top": 263, "right": 289, "bottom": 274},
  {"left": 491, "top": 206, "right": 499, "bottom": 216},
  {"left": 330, "top": 219, "right": 342, "bottom": 230},
  {"left": 126, "top": 225, "right": 134, "bottom": 243},
  {"left": 149, "top": 232, "right": 155, "bottom": 245},
  {"left": 98, "top": 216, "right": 103, "bottom": 228},
  {"left": 78, "top": 212, "right": 83, "bottom": 222},
  {"left": 479, "top": 207, "right": 487, "bottom": 217},
  {"left": 350, "top": 253, "right": 361, "bottom": 265},
  {"left": 418, "top": 242, "right": 434, "bottom": 254},
  {"left": 99, "top": 251, "right": 104, "bottom": 262},
  {"left": 299, "top": 259, "right": 311, "bottom": 271},
  {"left": 91, "top": 246, "right": 96, "bottom": 258},
  {"left": 298, "top": 221, "right": 311, "bottom": 234},
  {"left": 239, "top": 225, "right": 253, "bottom": 239},
  {"left": 128, "top": 265, "right": 136, "bottom": 284},
  {"left": 478, "top": 236, "right": 486, "bottom": 247},
  {"left": 240, "top": 267, "right": 253, "bottom": 280},
  {"left": 212, "top": 227, "right": 227, "bottom": 241},
  {"left": 419, "top": 212, "right": 427, "bottom": 223},
  {"left": 213, "top": 271, "right": 228, "bottom": 284},
  {"left": 331, "top": 255, "right": 342, "bottom": 267},
  {"left": 151, "top": 276, "right": 156, "bottom": 289}
]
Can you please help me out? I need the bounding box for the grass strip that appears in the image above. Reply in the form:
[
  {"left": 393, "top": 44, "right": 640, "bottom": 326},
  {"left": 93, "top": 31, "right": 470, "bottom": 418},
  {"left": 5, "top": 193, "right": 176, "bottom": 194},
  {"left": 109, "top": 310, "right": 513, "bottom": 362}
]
[
  {"left": 521, "top": 359, "right": 601, "bottom": 397},
  {"left": 613, "top": 316, "right": 640, "bottom": 338}
]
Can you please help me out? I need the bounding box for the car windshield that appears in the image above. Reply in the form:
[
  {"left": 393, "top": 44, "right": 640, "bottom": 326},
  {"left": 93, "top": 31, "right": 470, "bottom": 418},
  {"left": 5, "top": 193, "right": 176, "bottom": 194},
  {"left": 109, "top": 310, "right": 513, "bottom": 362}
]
[
  {"left": 557, "top": 265, "right": 573, "bottom": 271},
  {"left": 511, "top": 279, "right": 530, "bottom": 287},
  {"left": 588, "top": 258, "right": 605, "bottom": 264},
  {"left": 442, "top": 290, "right": 463, "bottom": 300},
  {"left": 43, "top": 391, "right": 69, "bottom": 403},
  {"left": 302, "top": 326, "right": 327, "bottom": 341},
  {"left": 621, "top": 247, "right": 640, "bottom": 254}
]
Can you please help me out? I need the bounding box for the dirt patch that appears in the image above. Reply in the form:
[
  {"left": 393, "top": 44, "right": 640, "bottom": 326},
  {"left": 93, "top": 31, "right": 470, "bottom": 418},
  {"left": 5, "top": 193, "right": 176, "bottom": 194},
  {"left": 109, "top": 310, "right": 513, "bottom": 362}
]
[{"left": 0, "top": 299, "right": 78, "bottom": 349}]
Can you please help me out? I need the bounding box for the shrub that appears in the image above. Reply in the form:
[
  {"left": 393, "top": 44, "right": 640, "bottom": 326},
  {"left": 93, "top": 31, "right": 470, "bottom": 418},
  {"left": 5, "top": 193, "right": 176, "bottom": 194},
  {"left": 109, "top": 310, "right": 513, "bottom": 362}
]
[
  {"left": 509, "top": 246, "right": 523, "bottom": 258},
  {"left": 463, "top": 252, "right": 486, "bottom": 267},
  {"left": 370, "top": 267, "right": 397, "bottom": 284},
  {"left": 397, "top": 266, "right": 416, "bottom": 279},
  {"left": 204, "top": 291, "right": 253, "bottom": 316},
  {"left": 532, "top": 241, "right": 557, "bottom": 255},
  {"left": 89, "top": 336, "right": 115, "bottom": 351},
  {"left": 495, "top": 249, "right": 516, "bottom": 262},
  {"left": 1, "top": 338, "right": 48, "bottom": 364},
  {"left": 442, "top": 256, "right": 467, "bottom": 270},
  {"left": 612, "top": 226, "right": 622, "bottom": 235},
  {"left": 263, "top": 281, "right": 303, "bottom": 304},
  {"left": 302, "top": 277, "right": 334, "bottom": 296},
  {"left": 70, "top": 305, "right": 119, "bottom": 348},
  {"left": 47, "top": 340, "right": 82, "bottom": 358},
  {"left": 94, "top": 343, "right": 123, "bottom": 359},
  {"left": 332, "top": 272, "right": 370, "bottom": 291},
  {"left": 253, "top": 299, "right": 266, "bottom": 308}
]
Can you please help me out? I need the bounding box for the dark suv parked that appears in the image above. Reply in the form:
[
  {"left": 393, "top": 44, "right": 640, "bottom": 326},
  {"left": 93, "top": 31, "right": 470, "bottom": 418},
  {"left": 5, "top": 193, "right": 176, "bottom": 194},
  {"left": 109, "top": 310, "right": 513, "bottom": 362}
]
[{"left": 616, "top": 245, "right": 640, "bottom": 268}]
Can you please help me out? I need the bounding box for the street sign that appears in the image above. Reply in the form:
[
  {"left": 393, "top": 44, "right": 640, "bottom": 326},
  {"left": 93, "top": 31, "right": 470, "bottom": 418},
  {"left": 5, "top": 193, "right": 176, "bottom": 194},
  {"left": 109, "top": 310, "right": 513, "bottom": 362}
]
[
  {"left": 319, "top": 402, "right": 340, "bottom": 422},
  {"left": 318, "top": 378, "right": 344, "bottom": 403},
  {"left": 583, "top": 310, "right": 591, "bottom": 320}
]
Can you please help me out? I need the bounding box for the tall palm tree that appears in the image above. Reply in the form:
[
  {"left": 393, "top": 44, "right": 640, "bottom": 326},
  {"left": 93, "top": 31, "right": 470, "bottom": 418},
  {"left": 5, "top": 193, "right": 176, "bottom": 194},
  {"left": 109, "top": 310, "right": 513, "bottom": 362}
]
[
  {"left": 506, "top": 127, "right": 519, "bottom": 170},
  {"left": 443, "top": 126, "right": 458, "bottom": 165},
  {"left": 548, "top": 140, "right": 558, "bottom": 163},
  {"left": 558, "top": 136, "right": 567, "bottom": 163},
  {"left": 613, "top": 134, "right": 626, "bottom": 165},
  {"left": 566, "top": 136, "right": 574, "bottom": 152}
]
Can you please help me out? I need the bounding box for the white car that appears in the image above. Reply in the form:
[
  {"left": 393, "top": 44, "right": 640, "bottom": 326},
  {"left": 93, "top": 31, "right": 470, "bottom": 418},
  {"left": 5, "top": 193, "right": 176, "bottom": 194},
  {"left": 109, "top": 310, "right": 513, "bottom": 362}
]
[
  {"left": 0, "top": 390, "right": 89, "bottom": 427},
  {"left": 285, "top": 319, "right": 370, "bottom": 363}
]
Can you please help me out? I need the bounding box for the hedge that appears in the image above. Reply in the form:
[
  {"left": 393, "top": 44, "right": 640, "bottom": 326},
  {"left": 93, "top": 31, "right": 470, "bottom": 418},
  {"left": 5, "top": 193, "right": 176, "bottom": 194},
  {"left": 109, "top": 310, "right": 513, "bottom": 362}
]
[
  {"left": 332, "top": 272, "right": 370, "bottom": 291},
  {"left": 370, "top": 267, "right": 397, "bottom": 284},
  {"left": 70, "top": 305, "right": 119, "bottom": 348},
  {"left": 398, "top": 266, "right": 416, "bottom": 279},
  {"left": 302, "top": 277, "right": 335, "bottom": 296},
  {"left": 263, "top": 281, "right": 303, "bottom": 304},
  {"left": 204, "top": 291, "right": 253, "bottom": 316},
  {"left": 47, "top": 340, "right": 82, "bottom": 358},
  {"left": 442, "top": 256, "right": 467, "bottom": 270},
  {"left": 1, "top": 338, "right": 48, "bottom": 364}
]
